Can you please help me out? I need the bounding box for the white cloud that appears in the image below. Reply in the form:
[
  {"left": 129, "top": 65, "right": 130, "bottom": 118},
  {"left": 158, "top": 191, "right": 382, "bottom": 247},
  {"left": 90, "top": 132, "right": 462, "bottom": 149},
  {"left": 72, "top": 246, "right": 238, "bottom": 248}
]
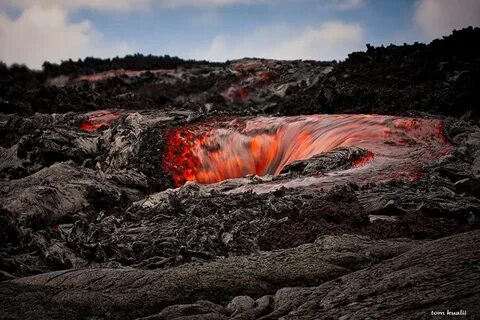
[
  {"left": 0, "top": 0, "right": 152, "bottom": 12},
  {"left": 161, "top": 0, "right": 274, "bottom": 8},
  {"left": 0, "top": 5, "right": 132, "bottom": 69},
  {"left": 1, "top": 0, "right": 364, "bottom": 11},
  {"left": 190, "top": 21, "right": 364, "bottom": 61},
  {"left": 328, "top": 0, "right": 364, "bottom": 10},
  {"left": 414, "top": 0, "right": 480, "bottom": 38},
  {"left": 0, "top": 0, "right": 367, "bottom": 68},
  {"left": 0, "top": 0, "right": 274, "bottom": 11},
  {"left": 164, "top": 0, "right": 365, "bottom": 10}
]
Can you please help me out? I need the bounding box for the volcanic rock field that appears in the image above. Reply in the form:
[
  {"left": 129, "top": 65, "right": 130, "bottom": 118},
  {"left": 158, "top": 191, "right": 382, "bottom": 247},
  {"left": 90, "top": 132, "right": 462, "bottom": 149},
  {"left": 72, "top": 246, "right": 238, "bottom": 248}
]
[{"left": 1, "top": 27, "right": 480, "bottom": 319}]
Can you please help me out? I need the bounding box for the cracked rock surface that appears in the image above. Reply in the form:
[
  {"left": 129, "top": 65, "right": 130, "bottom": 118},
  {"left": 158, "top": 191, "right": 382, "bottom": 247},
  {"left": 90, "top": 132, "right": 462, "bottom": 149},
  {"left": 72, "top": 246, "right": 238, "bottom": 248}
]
[{"left": 1, "top": 231, "right": 478, "bottom": 319}]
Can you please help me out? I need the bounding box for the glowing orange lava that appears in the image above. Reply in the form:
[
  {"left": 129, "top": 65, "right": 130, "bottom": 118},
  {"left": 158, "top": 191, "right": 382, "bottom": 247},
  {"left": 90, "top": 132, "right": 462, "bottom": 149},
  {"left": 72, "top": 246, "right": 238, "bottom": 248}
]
[{"left": 163, "top": 115, "right": 454, "bottom": 186}]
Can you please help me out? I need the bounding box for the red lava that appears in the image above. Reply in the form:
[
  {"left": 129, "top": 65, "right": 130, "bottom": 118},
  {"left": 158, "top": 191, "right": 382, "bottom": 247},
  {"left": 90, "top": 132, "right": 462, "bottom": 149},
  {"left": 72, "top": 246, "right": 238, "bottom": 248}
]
[
  {"left": 352, "top": 151, "right": 375, "bottom": 166},
  {"left": 80, "top": 110, "right": 122, "bottom": 132},
  {"left": 163, "top": 115, "right": 454, "bottom": 187},
  {"left": 222, "top": 60, "right": 277, "bottom": 103}
]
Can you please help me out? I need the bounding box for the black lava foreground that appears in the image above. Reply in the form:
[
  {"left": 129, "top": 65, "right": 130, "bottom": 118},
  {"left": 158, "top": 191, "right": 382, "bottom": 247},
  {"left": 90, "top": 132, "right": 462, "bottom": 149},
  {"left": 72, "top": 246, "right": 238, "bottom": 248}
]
[{"left": 1, "top": 28, "right": 480, "bottom": 320}]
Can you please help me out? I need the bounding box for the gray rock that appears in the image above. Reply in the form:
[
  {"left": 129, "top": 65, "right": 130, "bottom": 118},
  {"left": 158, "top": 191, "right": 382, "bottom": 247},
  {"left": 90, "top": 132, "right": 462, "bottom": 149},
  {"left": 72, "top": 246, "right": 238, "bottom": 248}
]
[{"left": 1, "top": 234, "right": 419, "bottom": 319}]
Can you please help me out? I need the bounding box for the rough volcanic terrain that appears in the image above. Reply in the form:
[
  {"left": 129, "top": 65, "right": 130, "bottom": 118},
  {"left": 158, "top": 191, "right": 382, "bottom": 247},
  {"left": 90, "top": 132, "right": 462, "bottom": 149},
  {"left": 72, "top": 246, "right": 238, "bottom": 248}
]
[{"left": 1, "top": 28, "right": 480, "bottom": 319}]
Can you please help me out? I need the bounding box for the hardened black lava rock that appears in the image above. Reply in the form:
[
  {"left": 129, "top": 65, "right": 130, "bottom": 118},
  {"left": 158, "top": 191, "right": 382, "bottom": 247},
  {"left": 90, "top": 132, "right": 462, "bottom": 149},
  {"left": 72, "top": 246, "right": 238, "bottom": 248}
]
[{"left": 1, "top": 27, "right": 479, "bottom": 119}]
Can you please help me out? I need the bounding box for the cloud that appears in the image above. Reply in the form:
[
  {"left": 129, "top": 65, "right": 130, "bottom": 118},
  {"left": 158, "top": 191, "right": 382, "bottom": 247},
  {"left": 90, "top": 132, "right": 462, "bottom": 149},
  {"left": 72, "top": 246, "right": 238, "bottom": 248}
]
[
  {"left": 328, "top": 0, "right": 364, "bottom": 10},
  {"left": 2, "top": 0, "right": 364, "bottom": 11},
  {"left": 0, "top": 0, "right": 273, "bottom": 11},
  {"left": 0, "top": 0, "right": 367, "bottom": 68},
  {"left": 0, "top": 0, "right": 152, "bottom": 12},
  {"left": 190, "top": 21, "right": 364, "bottom": 61},
  {"left": 164, "top": 0, "right": 365, "bottom": 10},
  {"left": 0, "top": 5, "right": 132, "bottom": 69},
  {"left": 273, "top": 22, "right": 364, "bottom": 59},
  {"left": 161, "top": 0, "right": 274, "bottom": 8},
  {"left": 414, "top": 0, "right": 480, "bottom": 38}
]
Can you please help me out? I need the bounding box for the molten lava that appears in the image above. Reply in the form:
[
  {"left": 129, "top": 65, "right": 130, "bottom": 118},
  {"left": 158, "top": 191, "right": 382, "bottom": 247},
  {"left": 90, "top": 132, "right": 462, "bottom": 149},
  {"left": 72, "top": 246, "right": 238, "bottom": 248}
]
[
  {"left": 80, "top": 110, "right": 122, "bottom": 132},
  {"left": 163, "top": 115, "right": 454, "bottom": 187}
]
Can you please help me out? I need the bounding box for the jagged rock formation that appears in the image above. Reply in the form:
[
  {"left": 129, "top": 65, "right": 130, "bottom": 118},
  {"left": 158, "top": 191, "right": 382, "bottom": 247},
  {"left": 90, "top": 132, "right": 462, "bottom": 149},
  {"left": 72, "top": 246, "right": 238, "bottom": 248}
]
[
  {"left": 1, "top": 28, "right": 479, "bottom": 119},
  {"left": 1, "top": 231, "right": 478, "bottom": 319}
]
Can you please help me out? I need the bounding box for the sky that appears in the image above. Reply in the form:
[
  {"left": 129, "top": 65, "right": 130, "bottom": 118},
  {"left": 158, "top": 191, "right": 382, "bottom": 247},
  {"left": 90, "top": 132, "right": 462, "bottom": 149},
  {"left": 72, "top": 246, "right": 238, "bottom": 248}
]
[{"left": 0, "top": 0, "right": 479, "bottom": 69}]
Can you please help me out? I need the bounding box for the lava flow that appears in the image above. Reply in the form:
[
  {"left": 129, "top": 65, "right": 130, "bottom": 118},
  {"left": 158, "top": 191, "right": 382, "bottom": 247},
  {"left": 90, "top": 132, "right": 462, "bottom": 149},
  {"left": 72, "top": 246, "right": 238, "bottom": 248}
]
[
  {"left": 163, "top": 115, "right": 454, "bottom": 187},
  {"left": 80, "top": 110, "right": 122, "bottom": 132}
]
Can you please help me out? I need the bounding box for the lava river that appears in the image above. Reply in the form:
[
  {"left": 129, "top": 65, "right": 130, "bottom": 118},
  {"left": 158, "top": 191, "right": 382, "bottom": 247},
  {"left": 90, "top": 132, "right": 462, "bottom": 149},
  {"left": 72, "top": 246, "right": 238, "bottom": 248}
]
[{"left": 163, "top": 115, "right": 454, "bottom": 189}]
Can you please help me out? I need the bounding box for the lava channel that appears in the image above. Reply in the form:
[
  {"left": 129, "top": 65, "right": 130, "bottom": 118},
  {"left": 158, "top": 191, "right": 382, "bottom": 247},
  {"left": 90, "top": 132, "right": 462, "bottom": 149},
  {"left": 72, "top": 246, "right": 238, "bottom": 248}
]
[{"left": 163, "top": 115, "right": 454, "bottom": 187}]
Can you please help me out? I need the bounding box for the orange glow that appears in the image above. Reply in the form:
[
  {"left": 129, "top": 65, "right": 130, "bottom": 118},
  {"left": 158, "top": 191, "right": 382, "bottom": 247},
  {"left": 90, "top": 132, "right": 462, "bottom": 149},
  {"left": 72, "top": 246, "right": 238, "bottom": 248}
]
[{"left": 163, "top": 115, "right": 454, "bottom": 186}]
